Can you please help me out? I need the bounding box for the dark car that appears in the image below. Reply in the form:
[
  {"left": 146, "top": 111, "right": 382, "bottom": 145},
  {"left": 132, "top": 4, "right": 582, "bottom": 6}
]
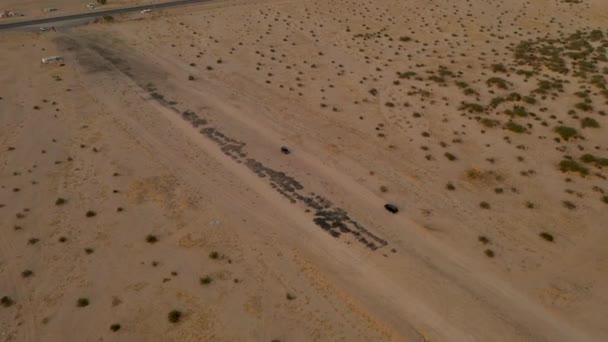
[
  {"left": 280, "top": 146, "right": 291, "bottom": 154},
  {"left": 384, "top": 203, "right": 399, "bottom": 214}
]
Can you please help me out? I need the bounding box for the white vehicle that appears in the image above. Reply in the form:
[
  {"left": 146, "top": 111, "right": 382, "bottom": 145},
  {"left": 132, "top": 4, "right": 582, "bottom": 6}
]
[
  {"left": 140, "top": 9, "right": 151, "bottom": 14},
  {"left": 39, "top": 27, "right": 48, "bottom": 32},
  {"left": 86, "top": 3, "right": 95, "bottom": 10},
  {"left": 41, "top": 56, "right": 64, "bottom": 64}
]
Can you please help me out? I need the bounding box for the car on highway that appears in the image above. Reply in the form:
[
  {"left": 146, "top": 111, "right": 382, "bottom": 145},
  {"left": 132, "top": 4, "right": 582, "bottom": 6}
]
[
  {"left": 140, "top": 9, "right": 151, "bottom": 14},
  {"left": 86, "top": 3, "right": 96, "bottom": 10}
]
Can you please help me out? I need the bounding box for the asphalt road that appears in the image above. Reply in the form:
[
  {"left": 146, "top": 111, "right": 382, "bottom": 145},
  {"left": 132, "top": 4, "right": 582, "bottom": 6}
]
[{"left": 0, "top": 0, "right": 212, "bottom": 30}]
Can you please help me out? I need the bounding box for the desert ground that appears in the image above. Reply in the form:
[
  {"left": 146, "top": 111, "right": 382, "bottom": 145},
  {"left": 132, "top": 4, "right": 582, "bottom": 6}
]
[{"left": 1, "top": 0, "right": 608, "bottom": 341}]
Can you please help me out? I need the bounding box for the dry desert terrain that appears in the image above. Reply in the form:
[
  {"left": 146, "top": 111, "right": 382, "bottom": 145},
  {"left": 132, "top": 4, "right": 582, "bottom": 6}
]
[{"left": 1, "top": 0, "right": 608, "bottom": 341}]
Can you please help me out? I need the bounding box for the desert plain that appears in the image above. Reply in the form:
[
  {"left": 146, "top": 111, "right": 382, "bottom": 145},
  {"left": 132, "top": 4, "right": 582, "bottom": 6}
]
[{"left": 1, "top": 0, "right": 608, "bottom": 341}]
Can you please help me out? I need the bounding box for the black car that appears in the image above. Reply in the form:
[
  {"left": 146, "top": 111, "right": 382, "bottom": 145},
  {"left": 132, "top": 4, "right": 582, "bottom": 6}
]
[{"left": 384, "top": 203, "right": 399, "bottom": 214}]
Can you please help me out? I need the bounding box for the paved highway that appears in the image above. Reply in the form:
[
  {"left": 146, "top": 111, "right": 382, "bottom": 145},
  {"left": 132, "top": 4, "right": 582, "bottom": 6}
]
[{"left": 0, "top": 0, "right": 212, "bottom": 30}]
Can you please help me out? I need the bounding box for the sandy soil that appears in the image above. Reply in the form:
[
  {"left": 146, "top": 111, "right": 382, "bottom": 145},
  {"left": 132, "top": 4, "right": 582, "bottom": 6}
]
[{"left": 1, "top": 0, "right": 608, "bottom": 341}]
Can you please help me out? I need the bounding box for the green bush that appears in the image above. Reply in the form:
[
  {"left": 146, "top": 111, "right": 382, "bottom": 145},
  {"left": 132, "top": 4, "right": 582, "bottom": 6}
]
[
  {"left": 168, "top": 310, "right": 182, "bottom": 323},
  {"left": 506, "top": 105, "right": 529, "bottom": 117},
  {"left": 505, "top": 121, "right": 526, "bottom": 133},
  {"left": 77, "top": 298, "right": 90, "bottom": 307},
  {"left": 559, "top": 159, "right": 589, "bottom": 176},
  {"left": 554, "top": 126, "right": 578, "bottom": 140},
  {"left": 481, "top": 118, "right": 500, "bottom": 128},
  {"left": 581, "top": 117, "right": 600, "bottom": 128},
  {"left": 1, "top": 296, "right": 14, "bottom": 307},
  {"left": 580, "top": 154, "right": 608, "bottom": 167},
  {"left": 459, "top": 102, "right": 484, "bottom": 113},
  {"left": 575, "top": 102, "right": 593, "bottom": 112},
  {"left": 539, "top": 232, "right": 554, "bottom": 242},
  {"left": 486, "top": 77, "right": 510, "bottom": 89},
  {"left": 491, "top": 63, "right": 507, "bottom": 73},
  {"left": 444, "top": 152, "right": 457, "bottom": 161}
]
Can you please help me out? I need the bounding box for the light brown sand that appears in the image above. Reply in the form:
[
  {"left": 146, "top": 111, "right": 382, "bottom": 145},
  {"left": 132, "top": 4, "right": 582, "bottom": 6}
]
[{"left": 1, "top": 0, "right": 607, "bottom": 341}]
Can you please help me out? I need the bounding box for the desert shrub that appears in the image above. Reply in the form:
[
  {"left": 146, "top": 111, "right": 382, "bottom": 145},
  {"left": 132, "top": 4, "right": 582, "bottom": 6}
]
[
  {"left": 505, "top": 121, "right": 526, "bottom": 133},
  {"left": 55, "top": 198, "right": 67, "bottom": 205},
  {"left": 559, "top": 159, "right": 589, "bottom": 176},
  {"left": 580, "top": 154, "right": 608, "bottom": 167},
  {"left": 522, "top": 96, "right": 536, "bottom": 104},
  {"left": 478, "top": 236, "right": 490, "bottom": 244},
  {"left": 602, "top": 196, "right": 608, "bottom": 204},
  {"left": 102, "top": 15, "right": 114, "bottom": 22},
  {"left": 486, "top": 77, "right": 510, "bottom": 89},
  {"left": 188, "top": 75, "right": 195, "bottom": 81},
  {"left": 446, "top": 183, "right": 455, "bottom": 190},
  {"left": 85, "top": 210, "right": 96, "bottom": 217},
  {"left": 581, "top": 117, "right": 600, "bottom": 128},
  {"left": 200, "top": 276, "right": 212, "bottom": 285},
  {"left": 506, "top": 105, "right": 529, "bottom": 117},
  {"left": 97, "top": 0, "right": 107, "bottom": 4},
  {"left": 444, "top": 152, "right": 457, "bottom": 161},
  {"left": 77, "top": 298, "right": 90, "bottom": 307},
  {"left": 562, "top": 201, "right": 577, "bottom": 210},
  {"left": 463, "top": 88, "right": 478, "bottom": 96},
  {"left": 209, "top": 251, "right": 220, "bottom": 259},
  {"left": 481, "top": 118, "right": 500, "bottom": 128},
  {"left": 484, "top": 249, "right": 495, "bottom": 258},
  {"left": 286, "top": 293, "right": 296, "bottom": 300},
  {"left": 1, "top": 296, "right": 14, "bottom": 307},
  {"left": 455, "top": 81, "right": 468, "bottom": 88},
  {"left": 459, "top": 102, "right": 484, "bottom": 113},
  {"left": 489, "top": 96, "right": 506, "bottom": 107},
  {"left": 110, "top": 324, "right": 121, "bottom": 332},
  {"left": 479, "top": 202, "right": 490, "bottom": 209},
  {"left": 21, "top": 270, "right": 33, "bottom": 278},
  {"left": 491, "top": 63, "right": 507, "bottom": 73},
  {"left": 539, "top": 232, "right": 554, "bottom": 242},
  {"left": 554, "top": 126, "right": 578, "bottom": 140},
  {"left": 168, "top": 310, "right": 182, "bottom": 323},
  {"left": 575, "top": 102, "right": 593, "bottom": 112},
  {"left": 146, "top": 235, "right": 158, "bottom": 244}
]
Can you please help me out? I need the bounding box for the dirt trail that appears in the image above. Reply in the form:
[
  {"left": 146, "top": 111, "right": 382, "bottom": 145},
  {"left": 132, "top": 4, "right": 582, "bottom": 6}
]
[{"left": 53, "top": 31, "right": 598, "bottom": 341}]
